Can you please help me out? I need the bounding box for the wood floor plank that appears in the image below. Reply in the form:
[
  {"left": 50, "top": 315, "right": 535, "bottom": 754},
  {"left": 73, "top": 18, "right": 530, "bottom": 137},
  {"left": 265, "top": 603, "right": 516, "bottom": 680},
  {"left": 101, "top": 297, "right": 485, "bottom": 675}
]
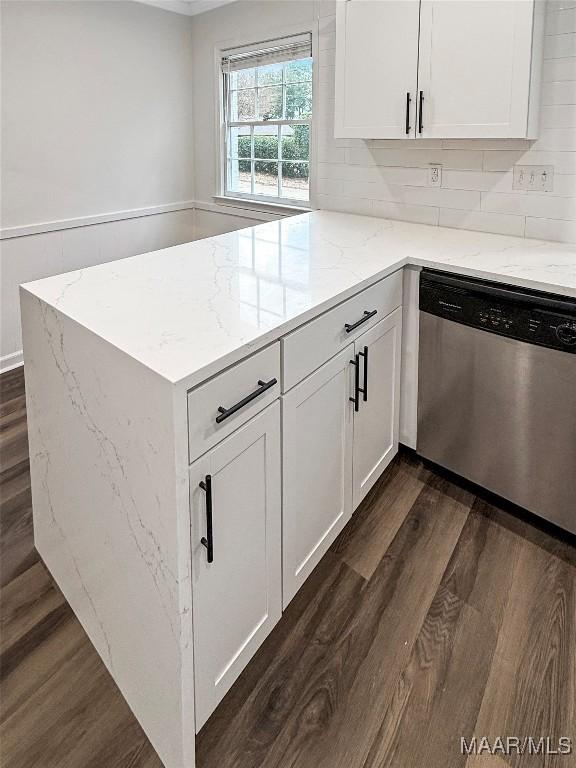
[
  {"left": 0, "top": 367, "right": 26, "bottom": 405},
  {"left": 471, "top": 536, "right": 576, "bottom": 768},
  {"left": 1, "top": 560, "right": 65, "bottom": 653},
  {"left": 466, "top": 757, "right": 510, "bottom": 768},
  {"left": 0, "top": 628, "right": 157, "bottom": 768},
  {"left": 331, "top": 453, "right": 430, "bottom": 580},
  {"left": 196, "top": 550, "right": 366, "bottom": 768},
  {"left": 251, "top": 475, "right": 473, "bottom": 768},
  {"left": 0, "top": 459, "right": 35, "bottom": 588},
  {"left": 361, "top": 496, "right": 524, "bottom": 768},
  {"left": 0, "top": 602, "right": 82, "bottom": 724}
]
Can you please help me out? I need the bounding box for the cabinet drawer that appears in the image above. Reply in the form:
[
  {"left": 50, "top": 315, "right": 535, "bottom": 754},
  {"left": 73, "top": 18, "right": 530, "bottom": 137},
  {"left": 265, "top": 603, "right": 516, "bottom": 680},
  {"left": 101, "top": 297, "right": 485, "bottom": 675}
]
[
  {"left": 188, "top": 343, "right": 280, "bottom": 462},
  {"left": 282, "top": 270, "right": 403, "bottom": 392}
]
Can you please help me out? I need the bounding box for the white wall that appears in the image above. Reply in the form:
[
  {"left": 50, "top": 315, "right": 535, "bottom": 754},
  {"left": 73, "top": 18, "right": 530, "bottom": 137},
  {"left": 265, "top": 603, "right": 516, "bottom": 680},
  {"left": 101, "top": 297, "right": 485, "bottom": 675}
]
[
  {"left": 191, "top": 0, "right": 576, "bottom": 242},
  {"left": 1, "top": 0, "right": 196, "bottom": 371},
  {"left": 2, "top": 0, "right": 195, "bottom": 228}
]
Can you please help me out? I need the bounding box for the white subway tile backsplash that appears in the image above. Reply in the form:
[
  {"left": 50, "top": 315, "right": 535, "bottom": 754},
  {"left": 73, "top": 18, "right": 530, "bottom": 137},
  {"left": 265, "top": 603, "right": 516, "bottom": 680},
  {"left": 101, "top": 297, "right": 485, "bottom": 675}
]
[
  {"left": 367, "top": 138, "right": 444, "bottom": 149},
  {"left": 439, "top": 209, "right": 526, "bottom": 237},
  {"left": 546, "top": 7, "right": 576, "bottom": 34},
  {"left": 540, "top": 104, "right": 576, "bottom": 127},
  {"left": 482, "top": 150, "right": 527, "bottom": 171},
  {"left": 547, "top": 1, "right": 576, "bottom": 12},
  {"left": 318, "top": 17, "right": 336, "bottom": 51},
  {"left": 552, "top": 174, "right": 576, "bottom": 195},
  {"left": 542, "top": 56, "right": 576, "bottom": 81},
  {"left": 544, "top": 31, "right": 576, "bottom": 58},
  {"left": 481, "top": 191, "right": 576, "bottom": 220},
  {"left": 318, "top": 65, "right": 335, "bottom": 88},
  {"left": 525, "top": 216, "right": 576, "bottom": 242},
  {"left": 371, "top": 200, "right": 440, "bottom": 226},
  {"left": 442, "top": 139, "right": 531, "bottom": 150},
  {"left": 531, "top": 127, "right": 576, "bottom": 151},
  {"left": 541, "top": 80, "right": 576, "bottom": 105},
  {"left": 346, "top": 146, "right": 484, "bottom": 170},
  {"left": 516, "top": 150, "right": 576, "bottom": 173},
  {"left": 388, "top": 185, "right": 481, "bottom": 211},
  {"left": 441, "top": 170, "right": 513, "bottom": 193},
  {"left": 312, "top": 4, "right": 575, "bottom": 243},
  {"left": 317, "top": 162, "right": 428, "bottom": 186},
  {"left": 315, "top": 192, "right": 373, "bottom": 217},
  {"left": 314, "top": 0, "right": 336, "bottom": 20}
]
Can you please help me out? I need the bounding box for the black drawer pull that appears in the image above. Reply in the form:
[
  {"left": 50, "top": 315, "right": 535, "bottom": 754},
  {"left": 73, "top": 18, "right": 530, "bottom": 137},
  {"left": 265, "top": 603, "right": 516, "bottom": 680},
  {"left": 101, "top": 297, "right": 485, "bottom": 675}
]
[
  {"left": 418, "top": 90, "right": 424, "bottom": 134},
  {"left": 405, "top": 91, "right": 411, "bottom": 135},
  {"left": 344, "top": 309, "right": 377, "bottom": 334},
  {"left": 215, "top": 378, "right": 277, "bottom": 424},
  {"left": 199, "top": 474, "right": 213, "bottom": 563},
  {"left": 349, "top": 355, "right": 360, "bottom": 412},
  {"left": 358, "top": 345, "right": 368, "bottom": 402}
]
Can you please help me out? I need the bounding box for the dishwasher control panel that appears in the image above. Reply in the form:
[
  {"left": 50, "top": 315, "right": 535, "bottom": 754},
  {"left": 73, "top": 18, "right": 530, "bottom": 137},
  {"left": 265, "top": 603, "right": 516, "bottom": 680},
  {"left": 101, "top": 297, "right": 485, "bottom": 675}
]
[{"left": 420, "top": 269, "right": 576, "bottom": 354}]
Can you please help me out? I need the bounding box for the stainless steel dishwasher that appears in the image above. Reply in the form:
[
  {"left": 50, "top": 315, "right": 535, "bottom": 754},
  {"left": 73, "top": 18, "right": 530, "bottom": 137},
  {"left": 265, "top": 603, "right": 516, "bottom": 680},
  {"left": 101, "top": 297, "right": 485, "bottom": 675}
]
[{"left": 417, "top": 269, "right": 576, "bottom": 535}]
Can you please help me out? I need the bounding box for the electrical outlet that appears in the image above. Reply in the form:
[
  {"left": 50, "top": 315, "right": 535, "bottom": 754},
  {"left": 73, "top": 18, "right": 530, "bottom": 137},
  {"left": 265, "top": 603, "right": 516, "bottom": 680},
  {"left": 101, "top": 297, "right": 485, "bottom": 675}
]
[
  {"left": 513, "top": 165, "right": 554, "bottom": 192},
  {"left": 428, "top": 165, "right": 442, "bottom": 187}
]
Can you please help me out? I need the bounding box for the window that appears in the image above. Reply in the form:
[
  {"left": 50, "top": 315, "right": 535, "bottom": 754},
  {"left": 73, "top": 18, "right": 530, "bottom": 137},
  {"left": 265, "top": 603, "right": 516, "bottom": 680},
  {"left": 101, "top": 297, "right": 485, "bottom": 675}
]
[{"left": 221, "top": 34, "right": 312, "bottom": 206}]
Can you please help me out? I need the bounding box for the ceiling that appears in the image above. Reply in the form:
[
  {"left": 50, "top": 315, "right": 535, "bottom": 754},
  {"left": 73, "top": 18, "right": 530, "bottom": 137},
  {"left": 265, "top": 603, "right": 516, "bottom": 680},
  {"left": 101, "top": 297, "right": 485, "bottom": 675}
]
[{"left": 137, "top": 0, "right": 238, "bottom": 16}]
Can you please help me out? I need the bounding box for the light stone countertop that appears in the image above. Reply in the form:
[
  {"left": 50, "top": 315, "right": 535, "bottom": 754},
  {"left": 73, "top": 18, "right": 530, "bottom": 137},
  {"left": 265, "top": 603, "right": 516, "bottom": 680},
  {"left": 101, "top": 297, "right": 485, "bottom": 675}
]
[{"left": 21, "top": 210, "right": 576, "bottom": 386}]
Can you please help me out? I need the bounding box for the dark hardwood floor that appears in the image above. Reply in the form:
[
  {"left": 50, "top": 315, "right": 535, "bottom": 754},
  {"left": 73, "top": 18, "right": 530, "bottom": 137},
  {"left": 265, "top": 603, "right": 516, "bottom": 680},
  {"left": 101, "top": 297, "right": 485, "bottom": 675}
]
[{"left": 1, "top": 366, "right": 575, "bottom": 768}]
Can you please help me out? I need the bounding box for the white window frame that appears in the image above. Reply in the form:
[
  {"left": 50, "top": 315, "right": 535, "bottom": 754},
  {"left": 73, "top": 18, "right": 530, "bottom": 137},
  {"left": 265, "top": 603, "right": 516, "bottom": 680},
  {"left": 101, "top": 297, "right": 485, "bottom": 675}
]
[{"left": 218, "top": 34, "right": 314, "bottom": 209}]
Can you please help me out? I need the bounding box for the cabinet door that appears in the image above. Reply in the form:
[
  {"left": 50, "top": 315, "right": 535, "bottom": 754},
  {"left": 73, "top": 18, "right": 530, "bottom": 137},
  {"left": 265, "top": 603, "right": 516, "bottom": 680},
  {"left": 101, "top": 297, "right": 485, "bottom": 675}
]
[
  {"left": 417, "top": 1, "right": 535, "bottom": 138},
  {"left": 335, "top": 0, "right": 420, "bottom": 138},
  {"left": 190, "top": 402, "right": 281, "bottom": 730},
  {"left": 282, "top": 346, "right": 354, "bottom": 608},
  {"left": 353, "top": 307, "right": 402, "bottom": 509}
]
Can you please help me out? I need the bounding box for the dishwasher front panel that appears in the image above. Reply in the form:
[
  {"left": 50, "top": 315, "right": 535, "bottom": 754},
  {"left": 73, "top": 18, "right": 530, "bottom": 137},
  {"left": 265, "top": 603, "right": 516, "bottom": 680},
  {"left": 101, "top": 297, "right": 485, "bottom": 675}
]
[{"left": 418, "top": 312, "right": 576, "bottom": 534}]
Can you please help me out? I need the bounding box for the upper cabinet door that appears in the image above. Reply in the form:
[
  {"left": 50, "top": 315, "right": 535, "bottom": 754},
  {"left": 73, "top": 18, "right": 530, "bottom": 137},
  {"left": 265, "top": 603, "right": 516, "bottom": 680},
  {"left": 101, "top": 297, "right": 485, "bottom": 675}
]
[
  {"left": 335, "top": 0, "right": 420, "bottom": 138},
  {"left": 417, "top": 1, "right": 538, "bottom": 138},
  {"left": 190, "top": 403, "right": 281, "bottom": 731}
]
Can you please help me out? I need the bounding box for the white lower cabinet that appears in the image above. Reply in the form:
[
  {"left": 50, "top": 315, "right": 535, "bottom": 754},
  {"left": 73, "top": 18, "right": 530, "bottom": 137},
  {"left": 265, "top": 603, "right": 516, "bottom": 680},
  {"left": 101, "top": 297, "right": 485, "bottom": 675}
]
[
  {"left": 282, "top": 306, "right": 403, "bottom": 608},
  {"left": 190, "top": 277, "right": 403, "bottom": 731},
  {"left": 352, "top": 307, "right": 402, "bottom": 508},
  {"left": 282, "top": 346, "right": 354, "bottom": 608},
  {"left": 190, "top": 402, "right": 282, "bottom": 730}
]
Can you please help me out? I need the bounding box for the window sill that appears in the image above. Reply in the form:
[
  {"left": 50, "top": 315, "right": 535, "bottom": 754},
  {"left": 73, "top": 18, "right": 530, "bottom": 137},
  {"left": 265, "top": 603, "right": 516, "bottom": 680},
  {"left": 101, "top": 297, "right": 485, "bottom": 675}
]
[{"left": 212, "top": 195, "right": 312, "bottom": 217}]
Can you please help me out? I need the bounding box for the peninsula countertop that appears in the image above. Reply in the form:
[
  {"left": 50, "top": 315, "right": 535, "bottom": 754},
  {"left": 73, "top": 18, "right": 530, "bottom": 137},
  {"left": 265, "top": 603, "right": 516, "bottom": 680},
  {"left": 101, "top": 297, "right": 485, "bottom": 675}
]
[{"left": 21, "top": 210, "right": 576, "bottom": 387}]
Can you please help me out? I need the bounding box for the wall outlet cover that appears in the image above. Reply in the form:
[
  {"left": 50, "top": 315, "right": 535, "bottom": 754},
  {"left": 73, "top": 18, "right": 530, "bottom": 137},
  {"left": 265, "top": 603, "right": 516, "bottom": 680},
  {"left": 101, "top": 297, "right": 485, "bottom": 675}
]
[
  {"left": 513, "top": 165, "right": 554, "bottom": 192},
  {"left": 428, "top": 165, "right": 442, "bottom": 187}
]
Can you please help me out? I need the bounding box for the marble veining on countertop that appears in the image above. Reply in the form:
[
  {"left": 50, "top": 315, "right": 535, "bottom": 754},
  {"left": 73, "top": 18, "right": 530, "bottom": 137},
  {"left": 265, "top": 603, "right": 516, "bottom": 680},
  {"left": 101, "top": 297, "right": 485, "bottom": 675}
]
[{"left": 21, "top": 210, "right": 576, "bottom": 386}]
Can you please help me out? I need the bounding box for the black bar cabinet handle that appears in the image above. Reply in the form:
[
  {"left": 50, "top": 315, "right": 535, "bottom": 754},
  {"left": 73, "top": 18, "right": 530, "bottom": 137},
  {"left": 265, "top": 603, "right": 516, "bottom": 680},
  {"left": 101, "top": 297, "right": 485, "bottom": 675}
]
[
  {"left": 405, "top": 92, "right": 411, "bottom": 135},
  {"left": 418, "top": 91, "right": 424, "bottom": 134},
  {"left": 349, "top": 355, "right": 360, "bottom": 412},
  {"left": 199, "top": 474, "right": 213, "bottom": 563},
  {"left": 358, "top": 345, "right": 368, "bottom": 402},
  {"left": 344, "top": 309, "right": 377, "bottom": 334},
  {"left": 215, "top": 378, "right": 277, "bottom": 424}
]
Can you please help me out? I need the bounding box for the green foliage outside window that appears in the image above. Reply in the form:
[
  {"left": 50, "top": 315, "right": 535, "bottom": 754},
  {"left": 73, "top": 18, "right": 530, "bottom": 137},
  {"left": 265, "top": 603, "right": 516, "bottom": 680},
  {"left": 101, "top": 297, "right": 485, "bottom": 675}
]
[{"left": 236, "top": 125, "right": 309, "bottom": 178}]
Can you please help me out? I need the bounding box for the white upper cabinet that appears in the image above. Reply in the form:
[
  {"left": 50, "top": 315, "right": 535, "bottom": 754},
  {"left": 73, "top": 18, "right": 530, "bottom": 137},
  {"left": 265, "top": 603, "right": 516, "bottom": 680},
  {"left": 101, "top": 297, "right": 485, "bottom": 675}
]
[
  {"left": 335, "top": 0, "right": 544, "bottom": 140},
  {"left": 418, "top": 1, "right": 542, "bottom": 139},
  {"left": 335, "top": 0, "right": 420, "bottom": 138}
]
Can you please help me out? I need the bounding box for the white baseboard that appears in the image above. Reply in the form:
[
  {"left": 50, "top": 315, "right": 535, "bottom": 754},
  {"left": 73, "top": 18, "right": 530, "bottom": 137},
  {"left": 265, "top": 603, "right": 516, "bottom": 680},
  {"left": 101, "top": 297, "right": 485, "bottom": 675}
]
[{"left": 1, "top": 350, "right": 24, "bottom": 375}]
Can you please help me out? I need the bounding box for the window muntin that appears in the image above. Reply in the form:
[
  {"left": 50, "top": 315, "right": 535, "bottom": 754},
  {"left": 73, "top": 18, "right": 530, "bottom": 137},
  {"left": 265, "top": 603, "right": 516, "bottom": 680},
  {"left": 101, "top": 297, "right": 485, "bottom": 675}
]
[{"left": 223, "top": 42, "right": 312, "bottom": 205}]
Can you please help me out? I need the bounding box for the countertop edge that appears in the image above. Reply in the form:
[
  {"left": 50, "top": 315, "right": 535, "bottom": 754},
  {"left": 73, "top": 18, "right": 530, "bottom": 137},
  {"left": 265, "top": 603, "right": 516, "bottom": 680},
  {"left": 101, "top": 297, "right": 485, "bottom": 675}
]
[{"left": 21, "top": 254, "right": 576, "bottom": 390}]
